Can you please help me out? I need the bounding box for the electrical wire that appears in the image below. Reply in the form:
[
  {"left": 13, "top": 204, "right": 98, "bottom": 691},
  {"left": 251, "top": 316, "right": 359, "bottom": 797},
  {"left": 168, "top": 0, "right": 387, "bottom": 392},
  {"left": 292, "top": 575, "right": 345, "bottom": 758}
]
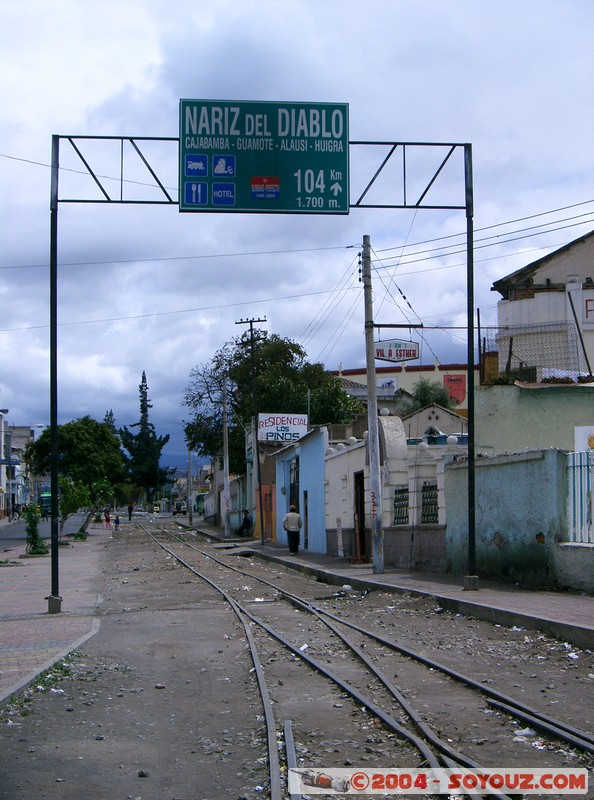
[
  {"left": 1, "top": 148, "right": 593, "bottom": 366},
  {"left": 299, "top": 254, "right": 361, "bottom": 350},
  {"left": 315, "top": 287, "right": 362, "bottom": 364},
  {"left": 0, "top": 244, "right": 356, "bottom": 272},
  {"left": 0, "top": 285, "right": 361, "bottom": 334},
  {"left": 375, "top": 216, "right": 594, "bottom": 270},
  {"left": 375, "top": 208, "right": 419, "bottom": 319},
  {"left": 376, "top": 199, "right": 594, "bottom": 253}
]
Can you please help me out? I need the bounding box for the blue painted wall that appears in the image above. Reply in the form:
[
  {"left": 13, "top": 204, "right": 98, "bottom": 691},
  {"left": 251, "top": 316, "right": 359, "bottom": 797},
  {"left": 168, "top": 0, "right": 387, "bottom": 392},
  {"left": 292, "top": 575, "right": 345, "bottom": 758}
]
[
  {"left": 445, "top": 449, "right": 567, "bottom": 585},
  {"left": 275, "top": 428, "right": 327, "bottom": 553}
]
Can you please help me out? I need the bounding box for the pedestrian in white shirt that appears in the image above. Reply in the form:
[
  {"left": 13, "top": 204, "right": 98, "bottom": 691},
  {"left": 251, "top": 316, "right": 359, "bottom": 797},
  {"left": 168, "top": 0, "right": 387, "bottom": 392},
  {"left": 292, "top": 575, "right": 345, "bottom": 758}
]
[{"left": 282, "top": 504, "right": 302, "bottom": 554}]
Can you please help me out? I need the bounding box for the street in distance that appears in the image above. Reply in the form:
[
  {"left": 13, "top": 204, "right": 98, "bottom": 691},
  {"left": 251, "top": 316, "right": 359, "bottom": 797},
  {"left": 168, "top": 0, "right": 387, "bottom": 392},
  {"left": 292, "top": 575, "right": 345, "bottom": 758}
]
[{"left": 179, "top": 100, "right": 349, "bottom": 214}]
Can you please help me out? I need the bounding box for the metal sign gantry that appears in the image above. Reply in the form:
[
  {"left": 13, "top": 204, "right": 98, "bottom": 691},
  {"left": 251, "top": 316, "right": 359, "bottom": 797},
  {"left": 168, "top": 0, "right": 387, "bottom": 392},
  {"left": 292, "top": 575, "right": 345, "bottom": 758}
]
[
  {"left": 53, "top": 135, "right": 469, "bottom": 210},
  {"left": 48, "top": 132, "right": 475, "bottom": 610}
]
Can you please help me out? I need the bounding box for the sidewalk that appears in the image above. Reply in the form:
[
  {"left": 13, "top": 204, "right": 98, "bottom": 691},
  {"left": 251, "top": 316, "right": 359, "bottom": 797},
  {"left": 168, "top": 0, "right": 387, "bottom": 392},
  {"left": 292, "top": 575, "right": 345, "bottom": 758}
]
[
  {"left": 1, "top": 518, "right": 593, "bottom": 707},
  {"left": 0, "top": 523, "right": 105, "bottom": 703}
]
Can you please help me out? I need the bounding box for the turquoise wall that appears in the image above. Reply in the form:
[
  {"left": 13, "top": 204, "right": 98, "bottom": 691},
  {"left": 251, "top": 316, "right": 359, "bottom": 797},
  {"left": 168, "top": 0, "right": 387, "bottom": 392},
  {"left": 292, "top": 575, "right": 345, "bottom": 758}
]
[{"left": 445, "top": 449, "right": 567, "bottom": 586}]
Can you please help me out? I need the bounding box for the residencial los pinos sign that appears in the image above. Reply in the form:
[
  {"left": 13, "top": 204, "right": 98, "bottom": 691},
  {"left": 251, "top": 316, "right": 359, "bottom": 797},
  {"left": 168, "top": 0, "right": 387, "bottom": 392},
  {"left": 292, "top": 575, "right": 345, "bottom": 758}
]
[{"left": 258, "top": 414, "right": 309, "bottom": 442}]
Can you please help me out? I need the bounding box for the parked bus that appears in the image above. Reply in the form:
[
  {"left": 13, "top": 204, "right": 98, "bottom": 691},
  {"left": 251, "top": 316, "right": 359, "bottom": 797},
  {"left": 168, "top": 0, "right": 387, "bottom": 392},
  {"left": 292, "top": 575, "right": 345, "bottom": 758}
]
[{"left": 39, "top": 492, "right": 52, "bottom": 519}]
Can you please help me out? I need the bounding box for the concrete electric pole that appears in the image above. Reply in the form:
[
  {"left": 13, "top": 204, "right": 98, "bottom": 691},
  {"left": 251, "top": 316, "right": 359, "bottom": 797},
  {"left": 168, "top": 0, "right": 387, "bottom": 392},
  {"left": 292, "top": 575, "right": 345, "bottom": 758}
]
[
  {"left": 362, "top": 235, "right": 384, "bottom": 574},
  {"left": 235, "top": 317, "right": 267, "bottom": 544},
  {"left": 222, "top": 377, "right": 231, "bottom": 537}
]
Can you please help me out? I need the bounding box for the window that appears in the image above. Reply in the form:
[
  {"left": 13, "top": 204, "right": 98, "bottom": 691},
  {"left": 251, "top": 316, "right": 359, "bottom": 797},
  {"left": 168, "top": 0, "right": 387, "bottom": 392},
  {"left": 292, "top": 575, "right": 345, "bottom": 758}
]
[
  {"left": 421, "top": 481, "right": 438, "bottom": 524},
  {"left": 393, "top": 485, "right": 409, "bottom": 525},
  {"left": 289, "top": 456, "right": 300, "bottom": 509}
]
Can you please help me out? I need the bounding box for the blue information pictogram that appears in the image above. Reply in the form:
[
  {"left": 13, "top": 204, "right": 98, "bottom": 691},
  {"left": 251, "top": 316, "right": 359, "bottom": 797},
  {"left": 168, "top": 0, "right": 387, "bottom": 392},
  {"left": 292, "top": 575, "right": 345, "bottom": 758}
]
[
  {"left": 184, "top": 181, "right": 208, "bottom": 205},
  {"left": 212, "top": 154, "right": 236, "bottom": 177},
  {"left": 179, "top": 100, "right": 349, "bottom": 213},
  {"left": 212, "top": 182, "right": 236, "bottom": 206},
  {"left": 185, "top": 153, "right": 208, "bottom": 177}
]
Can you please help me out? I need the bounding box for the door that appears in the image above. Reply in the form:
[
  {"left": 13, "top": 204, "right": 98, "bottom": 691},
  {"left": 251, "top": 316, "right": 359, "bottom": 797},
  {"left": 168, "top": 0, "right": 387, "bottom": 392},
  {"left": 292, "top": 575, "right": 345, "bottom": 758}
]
[
  {"left": 303, "top": 490, "right": 309, "bottom": 550},
  {"left": 354, "top": 471, "right": 366, "bottom": 559}
]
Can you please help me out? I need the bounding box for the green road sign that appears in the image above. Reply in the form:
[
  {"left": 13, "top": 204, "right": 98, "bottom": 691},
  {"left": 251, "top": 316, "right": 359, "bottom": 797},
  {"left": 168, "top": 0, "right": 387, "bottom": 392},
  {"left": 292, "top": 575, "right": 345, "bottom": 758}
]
[{"left": 179, "top": 100, "right": 349, "bottom": 214}]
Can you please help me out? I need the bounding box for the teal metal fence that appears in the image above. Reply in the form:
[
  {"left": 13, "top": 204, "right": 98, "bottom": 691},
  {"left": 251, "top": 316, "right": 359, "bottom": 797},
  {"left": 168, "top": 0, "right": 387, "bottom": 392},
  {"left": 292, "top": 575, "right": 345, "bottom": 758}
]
[{"left": 567, "top": 451, "right": 594, "bottom": 544}]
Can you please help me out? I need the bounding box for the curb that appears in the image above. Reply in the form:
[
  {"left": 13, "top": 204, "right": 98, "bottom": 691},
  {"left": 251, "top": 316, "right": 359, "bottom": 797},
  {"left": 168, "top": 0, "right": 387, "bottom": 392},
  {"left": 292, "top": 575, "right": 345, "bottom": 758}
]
[{"left": 0, "top": 618, "right": 101, "bottom": 705}]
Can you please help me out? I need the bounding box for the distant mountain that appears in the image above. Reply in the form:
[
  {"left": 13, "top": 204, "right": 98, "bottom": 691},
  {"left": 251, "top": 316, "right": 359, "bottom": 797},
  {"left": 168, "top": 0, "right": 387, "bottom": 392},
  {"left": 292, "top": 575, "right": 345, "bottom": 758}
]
[{"left": 161, "top": 453, "right": 209, "bottom": 471}]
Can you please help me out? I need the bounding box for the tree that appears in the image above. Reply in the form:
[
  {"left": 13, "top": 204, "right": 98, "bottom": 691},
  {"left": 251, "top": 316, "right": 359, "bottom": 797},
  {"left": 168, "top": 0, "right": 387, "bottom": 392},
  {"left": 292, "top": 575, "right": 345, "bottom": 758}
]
[
  {"left": 183, "top": 331, "right": 363, "bottom": 473},
  {"left": 400, "top": 378, "right": 456, "bottom": 415},
  {"left": 25, "top": 505, "right": 48, "bottom": 555},
  {"left": 183, "top": 353, "right": 245, "bottom": 475},
  {"left": 103, "top": 409, "right": 117, "bottom": 433},
  {"left": 119, "top": 372, "right": 170, "bottom": 502},
  {"left": 58, "top": 477, "right": 92, "bottom": 536},
  {"left": 25, "top": 416, "right": 125, "bottom": 532}
]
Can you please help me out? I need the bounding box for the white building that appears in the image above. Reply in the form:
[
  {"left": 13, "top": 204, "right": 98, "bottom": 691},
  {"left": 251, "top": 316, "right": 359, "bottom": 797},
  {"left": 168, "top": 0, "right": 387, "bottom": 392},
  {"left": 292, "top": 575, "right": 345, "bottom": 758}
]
[
  {"left": 0, "top": 410, "right": 8, "bottom": 519},
  {"left": 490, "top": 230, "right": 594, "bottom": 381}
]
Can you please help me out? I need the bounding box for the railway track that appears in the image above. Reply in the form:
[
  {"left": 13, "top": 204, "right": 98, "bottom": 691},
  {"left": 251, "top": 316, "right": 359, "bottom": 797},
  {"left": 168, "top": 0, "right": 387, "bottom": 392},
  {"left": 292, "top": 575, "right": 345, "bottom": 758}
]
[{"left": 140, "top": 519, "right": 593, "bottom": 798}]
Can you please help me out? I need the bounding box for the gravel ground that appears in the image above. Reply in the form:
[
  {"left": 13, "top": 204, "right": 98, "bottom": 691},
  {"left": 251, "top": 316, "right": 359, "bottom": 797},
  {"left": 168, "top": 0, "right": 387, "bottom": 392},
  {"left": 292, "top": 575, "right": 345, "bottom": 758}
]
[{"left": 0, "top": 525, "right": 593, "bottom": 800}]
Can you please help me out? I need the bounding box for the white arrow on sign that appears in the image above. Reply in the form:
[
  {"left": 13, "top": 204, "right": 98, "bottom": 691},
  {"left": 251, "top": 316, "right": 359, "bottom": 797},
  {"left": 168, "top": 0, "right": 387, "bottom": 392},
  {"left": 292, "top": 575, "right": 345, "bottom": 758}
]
[{"left": 330, "top": 182, "right": 342, "bottom": 196}]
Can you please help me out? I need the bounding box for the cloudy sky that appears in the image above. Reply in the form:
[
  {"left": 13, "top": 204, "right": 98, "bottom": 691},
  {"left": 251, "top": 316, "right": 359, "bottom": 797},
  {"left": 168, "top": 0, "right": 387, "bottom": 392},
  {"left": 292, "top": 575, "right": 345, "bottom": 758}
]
[{"left": 1, "top": 0, "right": 593, "bottom": 460}]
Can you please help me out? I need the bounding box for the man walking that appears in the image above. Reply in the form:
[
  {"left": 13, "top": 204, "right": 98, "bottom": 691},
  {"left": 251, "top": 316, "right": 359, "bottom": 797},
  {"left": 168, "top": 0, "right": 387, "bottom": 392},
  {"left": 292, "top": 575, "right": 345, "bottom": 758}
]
[{"left": 282, "top": 504, "right": 302, "bottom": 555}]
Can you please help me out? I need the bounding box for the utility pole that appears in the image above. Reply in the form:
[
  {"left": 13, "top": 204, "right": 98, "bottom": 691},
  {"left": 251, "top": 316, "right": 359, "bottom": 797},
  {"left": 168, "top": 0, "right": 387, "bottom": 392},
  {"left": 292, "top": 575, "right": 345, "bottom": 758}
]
[
  {"left": 362, "top": 235, "right": 384, "bottom": 574},
  {"left": 222, "top": 377, "right": 231, "bottom": 537},
  {"left": 187, "top": 447, "right": 193, "bottom": 526},
  {"left": 236, "top": 317, "right": 267, "bottom": 544}
]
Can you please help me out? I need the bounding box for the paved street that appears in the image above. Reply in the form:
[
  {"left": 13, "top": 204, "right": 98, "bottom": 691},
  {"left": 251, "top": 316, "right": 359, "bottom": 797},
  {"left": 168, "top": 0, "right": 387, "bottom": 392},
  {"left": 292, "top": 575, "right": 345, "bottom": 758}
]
[{"left": 0, "top": 512, "right": 89, "bottom": 547}]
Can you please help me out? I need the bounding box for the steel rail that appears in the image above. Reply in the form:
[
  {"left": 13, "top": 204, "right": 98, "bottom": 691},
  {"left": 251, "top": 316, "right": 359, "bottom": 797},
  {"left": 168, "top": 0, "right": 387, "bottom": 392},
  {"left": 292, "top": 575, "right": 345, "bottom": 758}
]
[
  {"left": 144, "top": 526, "right": 522, "bottom": 797},
  {"left": 310, "top": 604, "right": 594, "bottom": 755},
  {"left": 149, "top": 527, "right": 520, "bottom": 800},
  {"left": 283, "top": 720, "right": 303, "bottom": 800},
  {"left": 138, "top": 523, "right": 283, "bottom": 800},
  {"left": 163, "top": 527, "right": 594, "bottom": 756},
  {"left": 249, "top": 598, "right": 518, "bottom": 800},
  {"left": 222, "top": 595, "right": 442, "bottom": 769},
  {"left": 281, "top": 592, "right": 505, "bottom": 773},
  {"left": 143, "top": 524, "right": 441, "bottom": 767},
  {"left": 486, "top": 700, "right": 594, "bottom": 756}
]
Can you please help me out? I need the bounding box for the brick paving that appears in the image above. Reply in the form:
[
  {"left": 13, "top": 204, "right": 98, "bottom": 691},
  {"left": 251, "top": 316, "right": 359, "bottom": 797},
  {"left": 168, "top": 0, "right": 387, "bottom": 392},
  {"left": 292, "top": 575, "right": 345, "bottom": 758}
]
[{"left": 0, "top": 523, "right": 105, "bottom": 702}]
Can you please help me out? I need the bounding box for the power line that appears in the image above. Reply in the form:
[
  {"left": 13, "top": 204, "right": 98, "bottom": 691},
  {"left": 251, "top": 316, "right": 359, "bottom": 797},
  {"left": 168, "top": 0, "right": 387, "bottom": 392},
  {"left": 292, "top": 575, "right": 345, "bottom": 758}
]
[
  {"left": 374, "top": 217, "right": 594, "bottom": 270},
  {"left": 3, "top": 147, "right": 592, "bottom": 236},
  {"left": 3, "top": 210, "right": 592, "bottom": 273},
  {"left": 0, "top": 196, "right": 591, "bottom": 278},
  {"left": 1, "top": 145, "right": 592, "bottom": 270},
  {"left": 2, "top": 146, "right": 593, "bottom": 364},
  {"left": 0, "top": 244, "right": 356, "bottom": 272},
  {"left": 0, "top": 287, "right": 360, "bottom": 333},
  {"left": 0, "top": 233, "right": 588, "bottom": 336},
  {"left": 376, "top": 199, "right": 594, "bottom": 253},
  {"left": 299, "top": 254, "right": 360, "bottom": 349},
  {"left": 314, "top": 287, "right": 362, "bottom": 364}
]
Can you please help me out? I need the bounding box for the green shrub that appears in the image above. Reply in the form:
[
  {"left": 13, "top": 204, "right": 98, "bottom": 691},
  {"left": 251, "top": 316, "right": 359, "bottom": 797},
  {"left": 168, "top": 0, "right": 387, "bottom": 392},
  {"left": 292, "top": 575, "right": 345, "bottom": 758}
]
[{"left": 25, "top": 506, "right": 49, "bottom": 555}]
